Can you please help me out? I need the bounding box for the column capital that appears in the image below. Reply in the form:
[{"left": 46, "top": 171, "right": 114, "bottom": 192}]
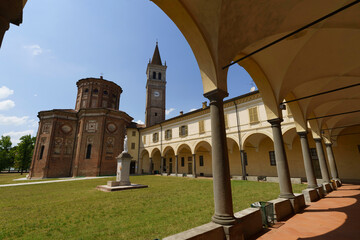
[
  {"left": 192, "top": 153, "right": 196, "bottom": 157},
  {"left": 203, "top": 89, "right": 229, "bottom": 102},
  {"left": 297, "top": 131, "right": 308, "bottom": 138},
  {"left": 313, "top": 138, "right": 322, "bottom": 143},
  {"left": 267, "top": 118, "right": 283, "bottom": 127},
  {"left": 325, "top": 143, "right": 333, "bottom": 147}
]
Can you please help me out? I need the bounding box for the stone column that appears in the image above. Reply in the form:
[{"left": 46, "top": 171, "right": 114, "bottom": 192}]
[
  {"left": 240, "top": 150, "right": 247, "bottom": 180},
  {"left": 298, "top": 132, "right": 318, "bottom": 188},
  {"left": 149, "top": 157, "right": 153, "bottom": 174},
  {"left": 160, "top": 157, "right": 164, "bottom": 174},
  {"left": 314, "top": 138, "right": 330, "bottom": 183},
  {"left": 204, "top": 89, "right": 236, "bottom": 226},
  {"left": 325, "top": 143, "right": 339, "bottom": 180},
  {"left": 175, "top": 155, "right": 178, "bottom": 175},
  {"left": 192, "top": 154, "right": 197, "bottom": 178},
  {"left": 268, "top": 118, "right": 294, "bottom": 199},
  {"left": 0, "top": 16, "right": 10, "bottom": 49}
]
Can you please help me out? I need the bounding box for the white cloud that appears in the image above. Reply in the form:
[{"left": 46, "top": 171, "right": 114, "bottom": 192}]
[
  {"left": 250, "top": 86, "right": 256, "bottom": 92},
  {"left": 189, "top": 108, "right": 197, "bottom": 112},
  {"left": 0, "top": 115, "right": 29, "bottom": 126},
  {"left": 2, "top": 130, "right": 34, "bottom": 145},
  {"left": 0, "top": 86, "right": 14, "bottom": 99},
  {"left": 23, "top": 44, "right": 43, "bottom": 56},
  {"left": 27, "top": 119, "right": 38, "bottom": 128},
  {"left": 0, "top": 100, "right": 15, "bottom": 110},
  {"left": 136, "top": 120, "right": 144, "bottom": 125},
  {"left": 34, "top": 94, "right": 38, "bottom": 97},
  {"left": 166, "top": 108, "right": 175, "bottom": 116}
]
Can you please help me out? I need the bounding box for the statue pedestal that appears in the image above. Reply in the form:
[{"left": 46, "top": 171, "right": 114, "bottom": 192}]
[
  {"left": 97, "top": 151, "right": 148, "bottom": 192},
  {"left": 116, "top": 152, "right": 132, "bottom": 186}
]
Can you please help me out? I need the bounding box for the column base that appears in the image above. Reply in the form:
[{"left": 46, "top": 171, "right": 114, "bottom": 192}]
[
  {"left": 316, "top": 186, "right": 325, "bottom": 198},
  {"left": 307, "top": 184, "right": 318, "bottom": 189},
  {"left": 322, "top": 183, "right": 333, "bottom": 194},
  {"left": 302, "top": 188, "right": 320, "bottom": 203},
  {"left": 289, "top": 193, "right": 306, "bottom": 213},
  {"left": 334, "top": 179, "right": 342, "bottom": 187},
  {"left": 212, "top": 214, "right": 236, "bottom": 226},
  {"left": 279, "top": 193, "right": 295, "bottom": 199}
]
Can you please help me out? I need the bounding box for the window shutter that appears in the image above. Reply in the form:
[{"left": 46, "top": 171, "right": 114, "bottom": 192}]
[
  {"left": 185, "top": 126, "right": 188, "bottom": 136},
  {"left": 249, "top": 107, "right": 259, "bottom": 123},
  {"left": 248, "top": 108, "right": 253, "bottom": 123},
  {"left": 199, "top": 120, "right": 205, "bottom": 134},
  {"left": 254, "top": 107, "right": 259, "bottom": 122}
]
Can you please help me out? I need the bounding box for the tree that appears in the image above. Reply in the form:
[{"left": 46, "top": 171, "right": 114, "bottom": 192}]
[
  {"left": 8, "top": 146, "right": 17, "bottom": 172},
  {"left": 0, "top": 135, "right": 12, "bottom": 172},
  {"left": 14, "top": 135, "right": 36, "bottom": 175}
]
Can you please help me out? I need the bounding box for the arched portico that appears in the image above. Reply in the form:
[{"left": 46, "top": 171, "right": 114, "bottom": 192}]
[
  {"left": 329, "top": 125, "right": 360, "bottom": 182},
  {"left": 140, "top": 149, "right": 150, "bottom": 174},
  {"left": 163, "top": 146, "right": 176, "bottom": 174},
  {"left": 176, "top": 144, "right": 193, "bottom": 175},
  {"left": 194, "top": 141, "right": 212, "bottom": 177},
  {"left": 243, "top": 133, "right": 276, "bottom": 177},
  {"left": 282, "top": 127, "right": 306, "bottom": 179},
  {"left": 151, "top": 148, "right": 162, "bottom": 174},
  {"left": 282, "top": 127, "right": 298, "bottom": 150},
  {"left": 227, "top": 138, "right": 242, "bottom": 177},
  {"left": 237, "top": 55, "right": 281, "bottom": 120},
  {"left": 242, "top": 131, "right": 273, "bottom": 151}
]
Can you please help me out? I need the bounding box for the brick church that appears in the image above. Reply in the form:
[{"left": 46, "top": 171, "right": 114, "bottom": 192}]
[{"left": 29, "top": 77, "right": 133, "bottom": 178}]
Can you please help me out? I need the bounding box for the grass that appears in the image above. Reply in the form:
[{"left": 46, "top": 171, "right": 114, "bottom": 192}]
[{"left": 0, "top": 174, "right": 306, "bottom": 240}]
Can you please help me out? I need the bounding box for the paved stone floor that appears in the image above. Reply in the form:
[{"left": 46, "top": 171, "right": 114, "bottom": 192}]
[
  {"left": 0, "top": 176, "right": 110, "bottom": 188},
  {"left": 257, "top": 184, "right": 360, "bottom": 240}
]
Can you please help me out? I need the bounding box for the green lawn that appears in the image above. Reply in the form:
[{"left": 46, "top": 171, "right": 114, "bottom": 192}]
[{"left": 0, "top": 174, "right": 306, "bottom": 240}]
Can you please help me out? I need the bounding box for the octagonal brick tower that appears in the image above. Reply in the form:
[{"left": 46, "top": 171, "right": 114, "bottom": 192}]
[{"left": 75, "top": 76, "right": 123, "bottom": 111}]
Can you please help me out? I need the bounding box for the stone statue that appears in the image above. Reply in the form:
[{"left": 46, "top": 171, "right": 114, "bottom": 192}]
[{"left": 123, "top": 135, "right": 128, "bottom": 153}]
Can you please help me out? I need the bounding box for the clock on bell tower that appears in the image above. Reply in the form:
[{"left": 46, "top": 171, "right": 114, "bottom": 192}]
[{"left": 145, "top": 42, "right": 167, "bottom": 127}]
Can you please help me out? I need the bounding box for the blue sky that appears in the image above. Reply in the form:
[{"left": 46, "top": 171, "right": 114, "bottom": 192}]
[{"left": 0, "top": 0, "right": 254, "bottom": 144}]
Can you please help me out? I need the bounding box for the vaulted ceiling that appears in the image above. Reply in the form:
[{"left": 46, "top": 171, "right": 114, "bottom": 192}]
[{"left": 152, "top": 0, "right": 360, "bottom": 139}]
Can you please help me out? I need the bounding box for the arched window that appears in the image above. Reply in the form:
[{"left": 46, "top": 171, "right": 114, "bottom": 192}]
[
  {"left": 86, "top": 144, "right": 92, "bottom": 159},
  {"left": 152, "top": 72, "right": 156, "bottom": 79},
  {"left": 84, "top": 88, "right": 89, "bottom": 93},
  {"left": 103, "top": 90, "right": 108, "bottom": 95},
  {"left": 93, "top": 89, "right": 98, "bottom": 94},
  {"left": 39, "top": 146, "right": 45, "bottom": 160},
  {"left": 158, "top": 72, "right": 162, "bottom": 80}
]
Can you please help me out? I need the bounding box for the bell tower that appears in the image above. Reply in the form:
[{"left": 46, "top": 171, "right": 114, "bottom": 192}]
[{"left": 145, "top": 42, "right": 167, "bottom": 127}]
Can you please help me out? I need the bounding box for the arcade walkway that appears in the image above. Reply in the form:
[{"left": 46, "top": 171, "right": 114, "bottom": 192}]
[{"left": 257, "top": 184, "right": 360, "bottom": 240}]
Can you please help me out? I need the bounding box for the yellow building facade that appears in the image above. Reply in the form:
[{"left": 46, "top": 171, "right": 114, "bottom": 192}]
[{"left": 127, "top": 91, "right": 360, "bottom": 183}]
